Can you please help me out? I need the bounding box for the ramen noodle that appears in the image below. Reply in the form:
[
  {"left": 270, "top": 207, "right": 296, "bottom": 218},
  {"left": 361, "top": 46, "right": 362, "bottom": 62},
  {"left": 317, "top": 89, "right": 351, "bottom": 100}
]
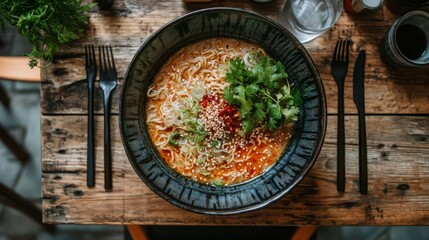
[{"left": 146, "top": 38, "right": 294, "bottom": 186}]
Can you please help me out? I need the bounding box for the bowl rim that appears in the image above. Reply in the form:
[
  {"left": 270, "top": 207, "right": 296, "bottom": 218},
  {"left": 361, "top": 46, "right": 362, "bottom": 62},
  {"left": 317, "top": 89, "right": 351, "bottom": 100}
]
[{"left": 119, "top": 7, "right": 327, "bottom": 215}]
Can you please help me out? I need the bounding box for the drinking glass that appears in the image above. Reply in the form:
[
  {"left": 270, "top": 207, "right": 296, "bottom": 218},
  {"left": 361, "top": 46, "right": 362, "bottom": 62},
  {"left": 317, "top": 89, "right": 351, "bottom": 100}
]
[{"left": 279, "top": 0, "right": 344, "bottom": 43}]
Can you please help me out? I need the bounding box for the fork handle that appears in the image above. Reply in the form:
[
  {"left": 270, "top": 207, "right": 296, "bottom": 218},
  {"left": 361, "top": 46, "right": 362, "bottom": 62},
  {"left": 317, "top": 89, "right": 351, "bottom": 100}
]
[
  {"left": 87, "top": 85, "right": 95, "bottom": 187},
  {"left": 337, "top": 86, "right": 346, "bottom": 192},
  {"left": 103, "top": 93, "right": 113, "bottom": 191}
]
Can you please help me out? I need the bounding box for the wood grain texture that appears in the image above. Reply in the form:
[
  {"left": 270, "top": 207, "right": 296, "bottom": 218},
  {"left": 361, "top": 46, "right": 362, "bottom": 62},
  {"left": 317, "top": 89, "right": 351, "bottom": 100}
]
[
  {"left": 42, "top": 115, "right": 429, "bottom": 224},
  {"left": 40, "top": 2, "right": 429, "bottom": 115},
  {"left": 41, "top": 0, "right": 429, "bottom": 225}
]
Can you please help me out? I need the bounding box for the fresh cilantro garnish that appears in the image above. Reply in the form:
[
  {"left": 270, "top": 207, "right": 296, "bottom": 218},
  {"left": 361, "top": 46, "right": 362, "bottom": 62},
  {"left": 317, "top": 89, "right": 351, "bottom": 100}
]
[
  {"left": 223, "top": 54, "right": 301, "bottom": 134},
  {"left": 0, "top": 0, "right": 95, "bottom": 68}
]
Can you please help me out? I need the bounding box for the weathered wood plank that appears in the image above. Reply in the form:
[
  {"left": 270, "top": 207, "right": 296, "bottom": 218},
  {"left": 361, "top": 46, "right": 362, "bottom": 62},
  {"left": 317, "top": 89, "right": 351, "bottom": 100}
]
[
  {"left": 42, "top": 115, "right": 429, "bottom": 224},
  {"left": 41, "top": 0, "right": 429, "bottom": 225},
  {"left": 40, "top": 3, "right": 429, "bottom": 115},
  {"left": 41, "top": 50, "right": 429, "bottom": 115},
  {"left": 45, "top": 170, "right": 429, "bottom": 225}
]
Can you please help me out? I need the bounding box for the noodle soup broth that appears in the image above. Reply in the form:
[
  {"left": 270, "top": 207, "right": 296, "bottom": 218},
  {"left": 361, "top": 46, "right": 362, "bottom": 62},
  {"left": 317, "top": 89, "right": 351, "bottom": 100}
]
[{"left": 146, "top": 37, "right": 295, "bottom": 186}]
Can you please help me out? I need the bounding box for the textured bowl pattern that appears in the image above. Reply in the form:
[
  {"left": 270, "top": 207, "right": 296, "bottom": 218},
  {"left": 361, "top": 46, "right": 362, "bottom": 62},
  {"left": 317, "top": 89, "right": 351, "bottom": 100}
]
[{"left": 120, "top": 7, "right": 327, "bottom": 215}]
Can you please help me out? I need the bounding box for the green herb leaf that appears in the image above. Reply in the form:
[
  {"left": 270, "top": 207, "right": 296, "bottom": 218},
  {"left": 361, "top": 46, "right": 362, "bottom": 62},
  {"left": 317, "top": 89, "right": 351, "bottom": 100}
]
[
  {"left": 226, "top": 57, "right": 247, "bottom": 84},
  {"left": 292, "top": 86, "right": 303, "bottom": 106},
  {"left": 268, "top": 102, "right": 282, "bottom": 120},
  {"left": 223, "top": 87, "right": 235, "bottom": 104},
  {"left": 253, "top": 102, "right": 266, "bottom": 122},
  {"left": 241, "top": 118, "right": 255, "bottom": 136},
  {"left": 175, "top": 97, "right": 207, "bottom": 146},
  {"left": 0, "top": 0, "right": 96, "bottom": 68},
  {"left": 245, "top": 84, "right": 259, "bottom": 97},
  {"left": 223, "top": 53, "right": 301, "bottom": 134},
  {"left": 268, "top": 116, "right": 279, "bottom": 131},
  {"left": 212, "top": 179, "right": 225, "bottom": 187},
  {"left": 233, "top": 85, "right": 253, "bottom": 116},
  {"left": 168, "top": 132, "right": 182, "bottom": 147},
  {"left": 199, "top": 170, "right": 211, "bottom": 176},
  {"left": 282, "top": 106, "right": 300, "bottom": 123},
  {"left": 211, "top": 141, "right": 221, "bottom": 148}
]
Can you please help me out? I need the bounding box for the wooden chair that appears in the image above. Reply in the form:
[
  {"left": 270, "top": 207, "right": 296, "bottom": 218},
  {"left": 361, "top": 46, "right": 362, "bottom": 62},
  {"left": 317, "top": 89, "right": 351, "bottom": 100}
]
[
  {"left": 292, "top": 226, "right": 318, "bottom": 240},
  {"left": 0, "top": 56, "right": 39, "bottom": 162},
  {"left": 0, "top": 56, "right": 55, "bottom": 232},
  {"left": 126, "top": 225, "right": 317, "bottom": 240},
  {"left": 0, "top": 56, "right": 40, "bottom": 82}
]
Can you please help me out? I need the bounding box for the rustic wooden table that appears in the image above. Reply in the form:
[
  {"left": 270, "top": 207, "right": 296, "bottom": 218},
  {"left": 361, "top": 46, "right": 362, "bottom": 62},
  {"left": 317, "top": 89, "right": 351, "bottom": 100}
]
[{"left": 41, "top": 0, "right": 429, "bottom": 225}]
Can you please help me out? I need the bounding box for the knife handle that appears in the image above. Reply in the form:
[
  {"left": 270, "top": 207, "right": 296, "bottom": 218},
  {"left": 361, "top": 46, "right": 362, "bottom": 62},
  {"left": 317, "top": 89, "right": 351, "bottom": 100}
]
[
  {"left": 358, "top": 110, "right": 368, "bottom": 194},
  {"left": 87, "top": 85, "right": 95, "bottom": 187},
  {"left": 337, "top": 87, "right": 346, "bottom": 192}
]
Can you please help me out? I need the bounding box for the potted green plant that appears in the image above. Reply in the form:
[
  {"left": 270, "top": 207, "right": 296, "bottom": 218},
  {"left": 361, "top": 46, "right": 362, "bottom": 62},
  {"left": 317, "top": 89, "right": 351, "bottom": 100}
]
[{"left": 0, "top": 0, "right": 96, "bottom": 68}]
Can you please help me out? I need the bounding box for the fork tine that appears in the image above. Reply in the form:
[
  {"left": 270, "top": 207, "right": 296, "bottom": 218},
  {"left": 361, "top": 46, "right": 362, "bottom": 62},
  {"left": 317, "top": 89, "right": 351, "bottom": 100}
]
[
  {"left": 333, "top": 40, "right": 340, "bottom": 62},
  {"left": 339, "top": 40, "right": 346, "bottom": 62},
  {"left": 99, "top": 45, "right": 104, "bottom": 72},
  {"left": 90, "top": 45, "right": 96, "bottom": 67},
  {"left": 98, "top": 45, "right": 104, "bottom": 71},
  {"left": 345, "top": 40, "right": 350, "bottom": 64},
  {"left": 85, "top": 44, "right": 95, "bottom": 67},
  {"left": 341, "top": 40, "right": 350, "bottom": 63},
  {"left": 85, "top": 45, "right": 89, "bottom": 67},
  {"left": 106, "top": 46, "right": 112, "bottom": 71},
  {"left": 99, "top": 45, "right": 116, "bottom": 75},
  {"left": 109, "top": 46, "right": 116, "bottom": 74}
]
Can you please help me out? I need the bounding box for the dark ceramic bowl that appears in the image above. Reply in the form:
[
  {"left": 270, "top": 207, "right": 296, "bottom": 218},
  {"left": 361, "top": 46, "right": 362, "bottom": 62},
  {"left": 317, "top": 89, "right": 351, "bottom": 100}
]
[{"left": 120, "top": 7, "right": 327, "bottom": 215}]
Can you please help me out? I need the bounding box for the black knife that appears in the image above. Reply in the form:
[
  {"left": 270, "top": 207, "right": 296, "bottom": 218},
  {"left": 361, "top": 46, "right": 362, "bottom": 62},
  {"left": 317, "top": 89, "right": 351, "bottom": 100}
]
[{"left": 353, "top": 50, "right": 368, "bottom": 194}]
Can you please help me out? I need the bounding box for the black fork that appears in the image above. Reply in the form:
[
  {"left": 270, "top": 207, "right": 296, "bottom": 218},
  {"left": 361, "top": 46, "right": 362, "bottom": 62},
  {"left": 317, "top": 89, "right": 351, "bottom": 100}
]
[
  {"left": 331, "top": 39, "right": 350, "bottom": 192},
  {"left": 85, "top": 44, "right": 97, "bottom": 187},
  {"left": 99, "top": 45, "right": 117, "bottom": 191}
]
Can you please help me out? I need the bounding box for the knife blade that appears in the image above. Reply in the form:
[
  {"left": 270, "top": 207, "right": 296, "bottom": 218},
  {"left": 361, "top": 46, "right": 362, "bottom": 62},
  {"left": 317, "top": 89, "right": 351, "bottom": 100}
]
[{"left": 353, "top": 50, "right": 368, "bottom": 194}]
